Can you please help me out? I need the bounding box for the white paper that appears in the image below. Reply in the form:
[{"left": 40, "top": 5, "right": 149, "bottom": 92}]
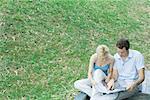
[{"left": 95, "top": 81, "right": 126, "bottom": 94}]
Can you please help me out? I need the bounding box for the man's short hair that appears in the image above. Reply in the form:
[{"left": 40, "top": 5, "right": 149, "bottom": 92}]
[{"left": 116, "top": 38, "right": 130, "bottom": 50}]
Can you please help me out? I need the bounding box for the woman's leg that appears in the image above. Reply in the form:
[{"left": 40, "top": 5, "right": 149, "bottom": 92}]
[
  {"left": 74, "top": 78, "right": 92, "bottom": 97},
  {"left": 93, "top": 69, "right": 106, "bottom": 82},
  {"left": 92, "top": 69, "right": 106, "bottom": 96}
]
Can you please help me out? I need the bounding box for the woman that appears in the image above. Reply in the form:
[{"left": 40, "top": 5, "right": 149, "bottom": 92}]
[{"left": 74, "top": 45, "right": 114, "bottom": 98}]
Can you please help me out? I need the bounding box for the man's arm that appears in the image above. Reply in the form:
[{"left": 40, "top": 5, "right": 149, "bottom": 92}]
[
  {"left": 126, "top": 68, "right": 145, "bottom": 91},
  {"left": 127, "top": 53, "right": 145, "bottom": 91},
  {"left": 134, "top": 68, "right": 145, "bottom": 85},
  {"left": 134, "top": 53, "right": 145, "bottom": 85}
]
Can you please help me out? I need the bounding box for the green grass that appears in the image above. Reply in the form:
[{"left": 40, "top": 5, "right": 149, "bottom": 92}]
[{"left": 0, "top": 0, "right": 150, "bottom": 99}]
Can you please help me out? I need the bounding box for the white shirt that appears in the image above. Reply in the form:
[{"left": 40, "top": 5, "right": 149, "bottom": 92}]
[{"left": 114, "top": 49, "right": 144, "bottom": 87}]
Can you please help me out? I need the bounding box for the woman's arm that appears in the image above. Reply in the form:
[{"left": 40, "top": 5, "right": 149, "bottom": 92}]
[
  {"left": 107, "top": 63, "right": 119, "bottom": 90},
  {"left": 88, "top": 54, "right": 96, "bottom": 82},
  {"left": 105, "top": 57, "right": 114, "bottom": 83}
]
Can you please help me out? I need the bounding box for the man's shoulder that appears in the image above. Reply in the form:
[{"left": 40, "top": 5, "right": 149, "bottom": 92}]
[
  {"left": 131, "top": 49, "right": 141, "bottom": 54},
  {"left": 131, "top": 49, "right": 143, "bottom": 57},
  {"left": 114, "top": 53, "right": 119, "bottom": 59}
]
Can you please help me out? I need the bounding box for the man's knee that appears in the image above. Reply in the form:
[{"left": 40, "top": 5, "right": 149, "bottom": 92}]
[{"left": 116, "top": 88, "right": 139, "bottom": 100}]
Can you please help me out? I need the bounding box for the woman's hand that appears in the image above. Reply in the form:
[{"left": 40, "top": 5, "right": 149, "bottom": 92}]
[
  {"left": 107, "top": 79, "right": 115, "bottom": 90},
  {"left": 105, "top": 76, "right": 110, "bottom": 83},
  {"left": 88, "top": 72, "right": 97, "bottom": 86},
  {"left": 88, "top": 72, "right": 93, "bottom": 81},
  {"left": 91, "top": 79, "right": 97, "bottom": 86}
]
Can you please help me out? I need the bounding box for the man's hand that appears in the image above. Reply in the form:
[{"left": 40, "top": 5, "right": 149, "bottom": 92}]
[
  {"left": 126, "top": 82, "right": 137, "bottom": 91},
  {"left": 107, "top": 79, "right": 115, "bottom": 90}
]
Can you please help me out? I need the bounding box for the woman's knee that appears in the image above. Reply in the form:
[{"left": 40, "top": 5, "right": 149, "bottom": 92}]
[
  {"left": 93, "top": 70, "right": 105, "bottom": 81},
  {"left": 74, "top": 80, "right": 81, "bottom": 89},
  {"left": 74, "top": 79, "right": 90, "bottom": 89}
]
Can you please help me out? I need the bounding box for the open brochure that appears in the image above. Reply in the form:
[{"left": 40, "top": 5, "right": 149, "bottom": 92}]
[
  {"left": 95, "top": 81, "right": 126, "bottom": 94},
  {"left": 102, "top": 87, "right": 126, "bottom": 94}
]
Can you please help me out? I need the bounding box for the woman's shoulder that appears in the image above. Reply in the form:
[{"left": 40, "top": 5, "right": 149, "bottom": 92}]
[
  {"left": 108, "top": 54, "right": 115, "bottom": 62},
  {"left": 90, "top": 53, "right": 97, "bottom": 60},
  {"left": 91, "top": 53, "right": 97, "bottom": 58}
]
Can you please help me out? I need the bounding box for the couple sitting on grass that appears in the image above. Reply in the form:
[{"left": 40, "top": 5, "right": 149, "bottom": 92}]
[{"left": 74, "top": 38, "right": 145, "bottom": 100}]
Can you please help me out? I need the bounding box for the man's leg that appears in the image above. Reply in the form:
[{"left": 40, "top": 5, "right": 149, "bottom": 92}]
[
  {"left": 116, "top": 87, "right": 139, "bottom": 100},
  {"left": 74, "top": 79, "right": 92, "bottom": 97}
]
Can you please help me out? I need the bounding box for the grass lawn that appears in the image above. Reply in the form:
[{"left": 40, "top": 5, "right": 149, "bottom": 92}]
[{"left": 0, "top": 0, "right": 150, "bottom": 99}]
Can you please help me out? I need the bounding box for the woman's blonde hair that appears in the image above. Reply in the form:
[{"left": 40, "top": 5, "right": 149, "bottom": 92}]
[{"left": 96, "top": 45, "right": 110, "bottom": 62}]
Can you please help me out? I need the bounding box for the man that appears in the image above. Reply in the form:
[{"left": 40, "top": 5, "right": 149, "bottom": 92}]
[
  {"left": 107, "top": 38, "right": 145, "bottom": 100},
  {"left": 91, "top": 38, "right": 145, "bottom": 100}
]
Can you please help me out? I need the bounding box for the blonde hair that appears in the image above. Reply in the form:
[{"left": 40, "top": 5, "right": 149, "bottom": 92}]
[{"left": 96, "top": 45, "right": 110, "bottom": 62}]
